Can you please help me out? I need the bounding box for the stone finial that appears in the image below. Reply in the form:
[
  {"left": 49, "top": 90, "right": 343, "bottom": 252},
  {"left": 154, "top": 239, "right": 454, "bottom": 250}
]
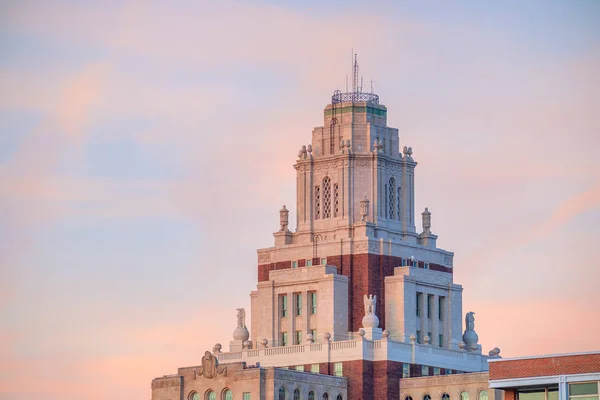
[
  {"left": 362, "top": 294, "right": 379, "bottom": 328},
  {"left": 323, "top": 332, "right": 331, "bottom": 342},
  {"left": 279, "top": 205, "right": 289, "bottom": 232},
  {"left": 462, "top": 311, "right": 479, "bottom": 351},
  {"left": 382, "top": 330, "right": 390, "bottom": 339},
  {"left": 307, "top": 144, "right": 312, "bottom": 156},
  {"left": 421, "top": 207, "right": 431, "bottom": 234},
  {"left": 243, "top": 340, "right": 252, "bottom": 350},
  {"left": 458, "top": 341, "right": 466, "bottom": 351},
  {"left": 298, "top": 145, "right": 307, "bottom": 159},
  {"left": 423, "top": 335, "right": 431, "bottom": 345},
  {"left": 233, "top": 308, "right": 249, "bottom": 341},
  {"left": 409, "top": 334, "right": 417, "bottom": 343},
  {"left": 260, "top": 338, "right": 268, "bottom": 348},
  {"left": 306, "top": 333, "right": 314, "bottom": 344},
  {"left": 489, "top": 347, "right": 501, "bottom": 357},
  {"left": 212, "top": 343, "right": 222, "bottom": 353},
  {"left": 358, "top": 328, "right": 366, "bottom": 338},
  {"left": 403, "top": 146, "right": 414, "bottom": 161}
]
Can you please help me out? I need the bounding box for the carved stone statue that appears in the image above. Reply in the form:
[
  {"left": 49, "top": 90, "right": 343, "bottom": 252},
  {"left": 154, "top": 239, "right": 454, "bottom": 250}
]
[
  {"left": 360, "top": 195, "right": 369, "bottom": 222},
  {"left": 363, "top": 294, "right": 376, "bottom": 315},
  {"left": 279, "top": 205, "right": 289, "bottom": 232},
  {"left": 236, "top": 308, "right": 246, "bottom": 328},
  {"left": 465, "top": 311, "right": 475, "bottom": 332},
  {"left": 422, "top": 207, "right": 431, "bottom": 234}
]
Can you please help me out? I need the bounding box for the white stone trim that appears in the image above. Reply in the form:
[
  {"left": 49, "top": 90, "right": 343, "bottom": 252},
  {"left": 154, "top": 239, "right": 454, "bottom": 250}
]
[{"left": 488, "top": 351, "right": 600, "bottom": 363}]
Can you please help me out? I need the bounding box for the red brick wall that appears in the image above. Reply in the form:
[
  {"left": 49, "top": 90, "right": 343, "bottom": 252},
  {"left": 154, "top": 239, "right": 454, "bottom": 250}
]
[
  {"left": 258, "top": 253, "right": 452, "bottom": 332},
  {"left": 489, "top": 353, "right": 600, "bottom": 380}
]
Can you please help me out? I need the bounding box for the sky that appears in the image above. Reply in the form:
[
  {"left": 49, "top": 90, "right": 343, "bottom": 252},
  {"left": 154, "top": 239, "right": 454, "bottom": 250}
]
[{"left": 1, "top": 0, "right": 599, "bottom": 399}]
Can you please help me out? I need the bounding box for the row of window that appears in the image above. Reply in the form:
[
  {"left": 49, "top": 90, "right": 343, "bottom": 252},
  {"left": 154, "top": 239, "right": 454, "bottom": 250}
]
[
  {"left": 279, "top": 387, "right": 343, "bottom": 400},
  {"left": 405, "top": 390, "right": 488, "bottom": 400},
  {"left": 291, "top": 258, "right": 327, "bottom": 268},
  {"left": 402, "top": 258, "right": 430, "bottom": 269},
  {"left": 281, "top": 362, "right": 343, "bottom": 377},
  {"left": 280, "top": 329, "right": 318, "bottom": 346},
  {"left": 315, "top": 177, "right": 339, "bottom": 219},
  {"left": 280, "top": 293, "right": 318, "bottom": 318},
  {"left": 416, "top": 293, "right": 444, "bottom": 321},
  {"left": 518, "top": 382, "right": 599, "bottom": 400},
  {"left": 189, "top": 389, "right": 245, "bottom": 400}
]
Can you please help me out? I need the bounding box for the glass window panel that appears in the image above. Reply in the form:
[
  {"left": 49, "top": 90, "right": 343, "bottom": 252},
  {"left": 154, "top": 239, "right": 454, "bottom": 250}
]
[
  {"left": 479, "top": 391, "right": 488, "bottom": 400},
  {"left": 571, "top": 384, "right": 599, "bottom": 396},
  {"left": 460, "top": 392, "right": 469, "bottom": 400},
  {"left": 311, "top": 364, "right": 319, "bottom": 373},
  {"left": 243, "top": 394, "right": 251, "bottom": 400},
  {"left": 548, "top": 390, "right": 558, "bottom": 400},
  {"left": 518, "top": 391, "right": 545, "bottom": 400}
]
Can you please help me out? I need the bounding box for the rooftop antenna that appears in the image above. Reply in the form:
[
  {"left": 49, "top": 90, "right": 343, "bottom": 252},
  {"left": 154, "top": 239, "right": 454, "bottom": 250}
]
[
  {"left": 346, "top": 75, "right": 348, "bottom": 93},
  {"left": 371, "top": 79, "right": 374, "bottom": 93},
  {"left": 353, "top": 53, "right": 359, "bottom": 96}
]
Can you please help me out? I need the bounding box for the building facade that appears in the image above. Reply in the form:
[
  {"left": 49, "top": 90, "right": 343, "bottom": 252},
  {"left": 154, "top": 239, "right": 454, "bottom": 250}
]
[{"left": 400, "top": 372, "right": 502, "bottom": 400}]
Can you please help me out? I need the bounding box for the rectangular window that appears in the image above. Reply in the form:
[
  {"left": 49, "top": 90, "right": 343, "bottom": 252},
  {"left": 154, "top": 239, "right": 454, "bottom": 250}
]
[
  {"left": 424, "top": 262, "right": 430, "bottom": 269},
  {"left": 416, "top": 293, "right": 421, "bottom": 317},
  {"left": 311, "top": 364, "right": 320, "bottom": 374},
  {"left": 384, "top": 184, "right": 388, "bottom": 218},
  {"left": 438, "top": 297, "right": 444, "bottom": 320},
  {"left": 447, "top": 369, "right": 454, "bottom": 375},
  {"left": 416, "top": 330, "right": 422, "bottom": 343},
  {"left": 280, "top": 295, "right": 288, "bottom": 318},
  {"left": 321, "top": 257, "right": 327, "bottom": 265},
  {"left": 413, "top": 260, "right": 418, "bottom": 267},
  {"left": 428, "top": 332, "right": 432, "bottom": 342},
  {"left": 310, "top": 292, "right": 317, "bottom": 315},
  {"left": 402, "top": 258, "right": 407, "bottom": 266},
  {"left": 433, "top": 367, "right": 441, "bottom": 375},
  {"left": 439, "top": 334, "right": 444, "bottom": 347},
  {"left": 243, "top": 393, "right": 251, "bottom": 400},
  {"left": 295, "top": 365, "right": 304, "bottom": 372},
  {"left": 402, "top": 363, "right": 410, "bottom": 378},
  {"left": 427, "top": 295, "right": 433, "bottom": 319},
  {"left": 306, "top": 259, "right": 312, "bottom": 266},
  {"left": 295, "top": 330, "right": 302, "bottom": 345},
  {"left": 295, "top": 293, "right": 302, "bottom": 316},
  {"left": 281, "top": 332, "right": 288, "bottom": 346},
  {"left": 310, "top": 329, "right": 317, "bottom": 341},
  {"left": 292, "top": 261, "right": 298, "bottom": 268},
  {"left": 569, "top": 383, "right": 599, "bottom": 400},
  {"left": 421, "top": 365, "right": 430, "bottom": 376},
  {"left": 333, "top": 362, "right": 343, "bottom": 377}
]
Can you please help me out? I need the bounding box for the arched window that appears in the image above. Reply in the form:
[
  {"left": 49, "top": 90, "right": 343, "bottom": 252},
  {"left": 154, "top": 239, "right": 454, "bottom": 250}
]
[
  {"left": 279, "top": 387, "right": 287, "bottom": 400},
  {"left": 405, "top": 397, "right": 413, "bottom": 400},
  {"left": 461, "top": 392, "right": 469, "bottom": 400},
  {"left": 206, "top": 391, "right": 216, "bottom": 400},
  {"left": 322, "top": 177, "right": 331, "bottom": 218},
  {"left": 315, "top": 186, "right": 321, "bottom": 219},
  {"left": 388, "top": 177, "right": 396, "bottom": 219},
  {"left": 333, "top": 183, "right": 339, "bottom": 217},
  {"left": 423, "top": 395, "right": 432, "bottom": 400},
  {"left": 442, "top": 393, "right": 450, "bottom": 400},
  {"left": 337, "top": 395, "right": 343, "bottom": 400},
  {"left": 190, "top": 392, "right": 200, "bottom": 400},
  {"left": 222, "top": 389, "right": 233, "bottom": 400},
  {"left": 397, "top": 186, "right": 402, "bottom": 220},
  {"left": 479, "top": 391, "right": 488, "bottom": 400},
  {"left": 323, "top": 394, "right": 329, "bottom": 400},
  {"left": 294, "top": 388, "right": 301, "bottom": 400},
  {"left": 308, "top": 391, "right": 315, "bottom": 400}
]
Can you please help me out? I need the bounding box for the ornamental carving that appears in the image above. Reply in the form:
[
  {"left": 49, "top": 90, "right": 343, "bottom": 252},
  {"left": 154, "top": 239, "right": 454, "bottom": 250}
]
[
  {"left": 258, "top": 253, "right": 270, "bottom": 263},
  {"left": 194, "top": 351, "right": 227, "bottom": 380},
  {"left": 369, "top": 243, "right": 380, "bottom": 252},
  {"left": 444, "top": 255, "right": 453, "bottom": 266},
  {"left": 355, "top": 242, "right": 367, "bottom": 252}
]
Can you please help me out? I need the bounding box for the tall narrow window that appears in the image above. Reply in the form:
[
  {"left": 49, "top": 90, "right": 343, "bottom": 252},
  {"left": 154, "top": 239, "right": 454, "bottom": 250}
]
[
  {"left": 427, "top": 295, "right": 433, "bottom": 319},
  {"left": 314, "top": 186, "right": 321, "bottom": 219},
  {"left": 279, "top": 388, "right": 286, "bottom": 400},
  {"left": 309, "top": 391, "right": 316, "bottom": 400},
  {"left": 281, "top": 332, "right": 288, "bottom": 346},
  {"left": 295, "top": 330, "right": 302, "bottom": 345},
  {"left": 333, "top": 362, "right": 343, "bottom": 377},
  {"left": 310, "top": 329, "right": 317, "bottom": 340},
  {"left": 294, "top": 389, "right": 300, "bottom": 400},
  {"left": 439, "top": 334, "right": 444, "bottom": 347},
  {"left": 384, "top": 184, "right": 388, "bottom": 218},
  {"left": 334, "top": 183, "right": 339, "bottom": 217},
  {"left": 295, "top": 293, "right": 302, "bottom": 316},
  {"left": 402, "top": 363, "right": 410, "bottom": 378},
  {"left": 397, "top": 186, "right": 402, "bottom": 220},
  {"left": 310, "top": 292, "right": 317, "bottom": 314},
  {"left": 416, "top": 293, "right": 421, "bottom": 317},
  {"left": 438, "top": 297, "right": 444, "bottom": 320},
  {"left": 460, "top": 392, "right": 469, "bottom": 400},
  {"left": 223, "top": 390, "right": 233, "bottom": 400},
  {"left": 479, "top": 391, "right": 488, "bottom": 400},
  {"left": 389, "top": 177, "right": 396, "bottom": 219},
  {"left": 280, "top": 295, "right": 288, "bottom": 318},
  {"left": 322, "top": 177, "right": 331, "bottom": 218}
]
